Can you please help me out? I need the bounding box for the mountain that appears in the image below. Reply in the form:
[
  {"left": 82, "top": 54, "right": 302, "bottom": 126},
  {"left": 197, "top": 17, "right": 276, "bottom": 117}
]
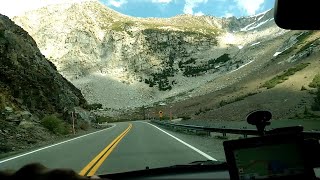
[
  {"left": 224, "top": 9, "right": 276, "bottom": 32},
  {"left": 0, "top": 14, "right": 88, "bottom": 152},
  {"left": 13, "top": 1, "right": 315, "bottom": 112},
  {"left": 0, "top": 14, "right": 87, "bottom": 115}
]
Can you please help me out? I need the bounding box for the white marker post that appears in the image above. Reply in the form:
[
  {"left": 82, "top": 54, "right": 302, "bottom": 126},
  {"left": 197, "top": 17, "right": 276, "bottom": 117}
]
[{"left": 72, "top": 111, "right": 75, "bottom": 135}]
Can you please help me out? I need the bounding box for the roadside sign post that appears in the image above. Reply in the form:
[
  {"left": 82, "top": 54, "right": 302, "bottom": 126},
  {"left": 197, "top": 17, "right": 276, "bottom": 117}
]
[
  {"left": 170, "top": 106, "right": 172, "bottom": 121},
  {"left": 159, "top": 111, "right": 163, "bottom": 120},
  {"left": 71, "top": 111, "right": 76, "bottom": 135}
]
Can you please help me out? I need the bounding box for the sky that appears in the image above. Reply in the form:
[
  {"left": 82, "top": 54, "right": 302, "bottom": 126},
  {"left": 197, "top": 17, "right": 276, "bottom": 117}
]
[{"left": 0, "top": 0, "right": 275, "bottom": 18}]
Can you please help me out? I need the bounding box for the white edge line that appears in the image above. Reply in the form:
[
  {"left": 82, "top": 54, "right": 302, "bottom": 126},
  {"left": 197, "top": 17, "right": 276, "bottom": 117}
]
[
  {"left": 142, "top": 122, "right": 217, "bottom": 161},
  {"left": 0, "top": 124, "right": 116, "bottom": 164}
]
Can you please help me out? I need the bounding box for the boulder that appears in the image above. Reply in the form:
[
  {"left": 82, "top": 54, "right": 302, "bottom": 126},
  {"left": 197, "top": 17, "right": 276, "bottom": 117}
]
[
  {"left": 19, "top": 120, "right": 36, "bottom": 129},
  {"left": 4, "top": 106, "right": 13, "bottom": 113}
]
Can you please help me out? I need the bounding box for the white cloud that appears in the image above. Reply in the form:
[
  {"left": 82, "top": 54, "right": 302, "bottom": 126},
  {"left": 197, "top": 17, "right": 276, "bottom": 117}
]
[
  {"left": 183, "top": 0, "right": 208, "bottom": 15},
  {"left": 235, "top": 0, "right": 265, "bottom": 15},
  {"left": 0, "top": 0, "right": 93, "bottom": 17},
  {"left": 194, "top": 11, "right": 204, "bottom": 16},
  {"left": 107, "top": 0, "right": 127, "bottom": 7},
  {"left": 151, "top": 0, "right": 172, "bottom": 3},
  {"left": 224, "top": 12, "right": 233, "bottom": 18}
]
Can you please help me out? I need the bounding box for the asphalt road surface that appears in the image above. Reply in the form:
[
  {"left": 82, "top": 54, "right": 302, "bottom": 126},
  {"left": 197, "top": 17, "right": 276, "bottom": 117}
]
[{"left": 0, "top": 121, "right": 217, "bottom": 176}]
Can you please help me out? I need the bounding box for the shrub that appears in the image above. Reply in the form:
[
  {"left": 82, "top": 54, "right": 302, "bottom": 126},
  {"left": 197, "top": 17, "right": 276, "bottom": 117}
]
[
  {"left": 312, "top": 86, "right": 320, "bottom": 111},
  {"left": 218, "top": 92, "right": 259, "bottom": 108},
  {"left": 0, "top": 143, "right": 11, "bottom": 153},
  {"left": 304, "top": 105, "right": 309, "bottom": 115},
  {"left": 0, "top": 94, "right": 5, "bottom": 110},
  {"left": 94, "top": 116, "right": 129, "bottom": 123},
  {"left": 262, "top": 63, "right": 309, "bottom": 89},
  {"left": 219, "top": 100, "right": 228, "bottom": 107},
  {"left": 301, "top": 86, "right": 307, "bottom": 91},
  {"left": 95, "top": 116, "right": 110, "bottom": 124},
  {"left": 79, "top": 121, "right": 90, "bottom": 131},
  {"left": 160, "top": 116, "right": 170, "bottom": 120},
  {"left": 309, "top": 74, "right": 320, "bottom": 88},
  {"left": 86, "top": 103, "right": 103, "bottom": 110},
  {"left": 41, "top": 115, "right": 69, "bottom": 135}
]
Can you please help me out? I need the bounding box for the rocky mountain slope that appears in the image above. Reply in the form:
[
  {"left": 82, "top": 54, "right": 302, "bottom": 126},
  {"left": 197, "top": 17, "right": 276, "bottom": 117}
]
[
  {"left": 0, "top": 14, "right": 87, "bottom": 153},
  {"left": 12, "top": 0, "right": 287, "bottom": 110},
  {"left": 151, "top": 30, "right": 320, "bottom": 121}
]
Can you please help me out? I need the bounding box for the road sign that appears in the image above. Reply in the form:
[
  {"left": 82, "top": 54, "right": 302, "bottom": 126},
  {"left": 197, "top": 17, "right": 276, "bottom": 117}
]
[{"left": 159, "top": 111, "right": 163, "bottom": 118}]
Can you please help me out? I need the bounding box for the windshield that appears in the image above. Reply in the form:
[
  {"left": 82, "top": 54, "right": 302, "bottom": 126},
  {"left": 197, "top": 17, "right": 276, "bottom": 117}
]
[{"left": 1, "top": 0, "right": 320, "bottom": 176}]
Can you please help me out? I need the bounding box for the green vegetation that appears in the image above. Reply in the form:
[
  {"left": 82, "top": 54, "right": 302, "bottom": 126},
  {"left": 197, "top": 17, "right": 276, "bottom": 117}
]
[
  {"left": 218, "top": 92, "right": 259, "bottom": 108},
  {"left": 86, "top": 103, "right": 103, "bottom": 110},
  {"left": 79, "top": 121, "right": 90, "bottom": 131},
  {"left": 145, "top": 54, "right": 177, "bottom": 91},
  {"left": 111, "top": 21, "right": 135, "bottom": 31},
  {"left": 312, "top": 86, "right": 320, "bottom": 111},
  {"left": 41, "top": 115, "right": 69, "bottom": 135},
  {"left": 301, "top": 86, "right": 307, "bottom": 91},
  {"left": 145, "top": 69, "right": 175, "bottom": 91},
  {"left": 182, "top": 54, "right": 230, "bottom": 77},
  {"left": 195, "top": 92, "right": 259, "bottom": 115},
  {"left": 262, "top": 63, "right": 309, "bottom": 89},
  {"left": 209, "top": 54, "right": 231, "bottom": 64},
  {"left": 0, "top": 30, "right": 4, "bottom": 39},
  {"left": 94, "top": 116, "right": 110, "bottom": 123},
  {"left": 297, "top": 31, "right": 314, "bottom": 42},
  {"left": 296, "top": 40, "right": 314, "bottom": 55},
  {"left": 301, "top": 73, "right": 320, "bottom": 111},
  {"left": 0, "top": 94, "right": 5, "bottom": 110},
  {"left": 142, "top": 25, "right": 219, "bottom": 39},
  {"left": 94, "top": 116, "right": 131, "bottom": 123},
  {"left": 178, "top": 58, "right": 196, "bottom": 68},
  {"left": 290, "top": 106, "right": 320, "bottom": 119},
  {"left": 279, "top": 31, "right": 314, "bottom": 56},
  {"left": 309, "top": 74, "right": 320, "bottom": 88}
]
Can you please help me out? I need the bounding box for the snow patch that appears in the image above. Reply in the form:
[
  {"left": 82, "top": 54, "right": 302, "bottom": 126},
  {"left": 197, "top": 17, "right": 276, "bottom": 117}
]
[
  {"left": 240, "top": 18, "right": 274, "bottom": 32},
  {"left": 250, "top": 42, "right": 260, "bottom": 46},
  {"left": 250, "top": 9, "right": 271, "bottom": 18},
  {"left": 228, "top": 60, "right": 254, "bottom": 74},
  {"left": 257, "top": 13, "right": 266, "bottom": 21},
  {"left": 238, "top": 45, "right": 244, "bottom": 49},
  {"left": 246, "top": 19, "right": 270, "bottom": 31},
  {"left": 240, "top": 22, "right": 255, "bottom": 31},
  {"left": 273, "top": 52, "right": 282, "bottom": 57}
]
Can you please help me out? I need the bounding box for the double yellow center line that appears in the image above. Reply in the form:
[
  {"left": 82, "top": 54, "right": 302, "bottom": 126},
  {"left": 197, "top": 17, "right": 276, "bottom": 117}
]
[{"left": 79, "top": 123, "right": 132, "bottom": 176}]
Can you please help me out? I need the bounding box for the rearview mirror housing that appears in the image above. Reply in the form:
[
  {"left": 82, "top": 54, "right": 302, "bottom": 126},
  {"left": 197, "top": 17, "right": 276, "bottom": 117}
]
[{"left": 274, "top": 0, "right": 320, "bottom": 30}]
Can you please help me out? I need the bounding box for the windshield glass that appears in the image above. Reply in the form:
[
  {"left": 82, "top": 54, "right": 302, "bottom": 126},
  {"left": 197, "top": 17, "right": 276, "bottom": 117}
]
[{"left": 1, "top": 0, "right": 320, "bottom": 176}]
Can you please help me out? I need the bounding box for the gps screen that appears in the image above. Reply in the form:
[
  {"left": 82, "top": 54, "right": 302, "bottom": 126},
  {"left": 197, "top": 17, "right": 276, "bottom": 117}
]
[{"left": 234, "top": 143, "right": 306, "bottom": 179}]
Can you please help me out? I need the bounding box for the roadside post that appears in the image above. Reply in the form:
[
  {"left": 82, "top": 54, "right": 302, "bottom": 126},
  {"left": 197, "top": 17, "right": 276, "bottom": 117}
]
[
  {"left": 170, "top": 106, "right": 172, "bottom": 121},
  {"left": 71, "top": 111, "right": 76, "bottom": 135},
  {"left": 159, "top": 111, "right": 163, "bottom": 120}
]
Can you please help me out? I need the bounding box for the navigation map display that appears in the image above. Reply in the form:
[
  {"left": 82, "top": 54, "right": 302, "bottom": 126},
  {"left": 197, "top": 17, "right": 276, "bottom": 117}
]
[{"left": 234, "top": 143, "right": 305, "bottom": 179}]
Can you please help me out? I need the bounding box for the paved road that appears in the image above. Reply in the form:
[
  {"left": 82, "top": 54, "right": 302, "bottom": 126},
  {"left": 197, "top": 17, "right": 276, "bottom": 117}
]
[{"left": 0, "top": 121, "right": 216, "bottom": 175}]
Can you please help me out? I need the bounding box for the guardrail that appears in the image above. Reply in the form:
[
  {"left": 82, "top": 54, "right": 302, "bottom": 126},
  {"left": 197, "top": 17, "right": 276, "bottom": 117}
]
[{"left": 151, "top": 120, "right": 320, "bottom": 139}]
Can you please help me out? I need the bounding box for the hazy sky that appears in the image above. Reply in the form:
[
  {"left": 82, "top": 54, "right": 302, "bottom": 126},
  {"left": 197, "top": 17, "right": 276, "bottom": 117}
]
[{"left": 0, "top": 0, "right": 275, "bottom": 18}]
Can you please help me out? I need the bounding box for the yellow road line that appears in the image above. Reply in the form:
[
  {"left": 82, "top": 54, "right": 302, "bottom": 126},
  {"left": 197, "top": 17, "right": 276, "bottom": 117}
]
[
  {"left": 79, "top": 123, "right": 132, "bottom": 176},
  {"left": 87, "top": 124, "right": 132, "bottom": 176}
]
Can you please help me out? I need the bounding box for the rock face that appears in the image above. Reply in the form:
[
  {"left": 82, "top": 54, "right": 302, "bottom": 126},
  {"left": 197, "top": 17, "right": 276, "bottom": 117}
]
[
  {"left": 0, "top": 14, "right": 87, "bottom": 116},
  {"left": 0, "top": 14, "right": 90, "bottom": 153},
  {"left": 12, "top": 1, "right": 289, "bottom": 109}
]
